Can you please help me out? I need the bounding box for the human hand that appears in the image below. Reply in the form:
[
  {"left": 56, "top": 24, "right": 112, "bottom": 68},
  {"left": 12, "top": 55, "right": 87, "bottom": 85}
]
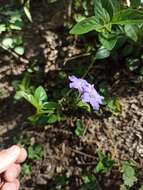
[{"left": 0, "top": 145, "right": 27, "bottom": 190}]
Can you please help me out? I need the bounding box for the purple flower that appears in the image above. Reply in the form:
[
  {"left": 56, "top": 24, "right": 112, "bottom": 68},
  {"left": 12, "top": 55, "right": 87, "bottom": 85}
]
[
  {"left": 69, "top": 75, "right": 104, "bottom": 111},
  {"left": 69, "top": 76, "right": 89, "bottom": 92},
  {"left": 81, "top": 85, "right": 104, "bottom": 111}
]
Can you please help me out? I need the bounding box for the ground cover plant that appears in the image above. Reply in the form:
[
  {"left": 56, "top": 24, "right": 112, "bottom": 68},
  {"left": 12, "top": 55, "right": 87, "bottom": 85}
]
[{"left": 0, "top": 0, "right": 143, "bottom": 190}]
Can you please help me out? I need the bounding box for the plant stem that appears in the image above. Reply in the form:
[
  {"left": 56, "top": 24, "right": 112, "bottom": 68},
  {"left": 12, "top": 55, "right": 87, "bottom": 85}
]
[
  {"left": 59, "top": 54, "right": 96, "bottom": 104},
  {"left": 0, "top": 43, "right": 29, "bottom": 64}
]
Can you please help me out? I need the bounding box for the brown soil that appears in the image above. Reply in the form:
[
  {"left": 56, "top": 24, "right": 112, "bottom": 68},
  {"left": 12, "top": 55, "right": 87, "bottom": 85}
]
[{"left": 0, "top": 1, "right": 143, "bottom": 190}]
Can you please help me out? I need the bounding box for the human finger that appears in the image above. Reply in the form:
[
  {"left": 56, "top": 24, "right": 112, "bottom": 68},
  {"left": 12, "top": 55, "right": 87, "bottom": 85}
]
[
  {"left": 4, "top": 164, "right": 21, "bottom": 182},
  {"left": 16, "top": 148, "right": 27, "bottom": 163},
  {"left": 0, "top": 146, "right": 20, "bottom": 174},
  {"left": 1, "top": 179, "right": 20, "bottom": 190}
]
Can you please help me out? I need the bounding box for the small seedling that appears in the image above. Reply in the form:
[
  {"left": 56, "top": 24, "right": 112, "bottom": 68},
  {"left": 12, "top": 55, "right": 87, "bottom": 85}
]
[
  {"left": 95, "top": 150, "right": 115, "bottom": 173},
  {"left": 121, "top": 161, "right": 138, "bottom": 188},
  {"left": 81, "top": 175, "right": 98, "bottom": 190},
  {"left": 15, "top": 80, "right": 60, "bottom": 124},
  {"left": 75, "top": 120, "right": 85, "bottom": 137},
  {"left": 22, "top": 163, "right": 32, "bottom": 176},
  {"left": 99, "top": 82, "right": 122, "bottom": 115},
  {"left": 28, "top": 145, "right": 44, "bottom": 160}
]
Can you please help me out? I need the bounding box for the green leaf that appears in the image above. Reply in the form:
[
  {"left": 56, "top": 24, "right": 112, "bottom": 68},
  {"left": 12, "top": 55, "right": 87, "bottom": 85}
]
[
  {"left": 28, "top": 145, "right": 44, "bottom": 160},
  {"left": 22, "top": 92, "right": 39, "bottom": 108},
  {"left": 0, "top": 24, "right": 6, "bottom": 33},
  {"left": 96, "top": 161, "right": 105, "bottom": 173},
  {"left": 95, "top": 151, "right": 115, "bottom": 173},
  {"left": 124, "top": 25, "right": 138, "bottom": 42},
  {"left": 70, "top": 16, "right": 101, "bottom": 35},
  {"left": 47, "top": 114, "right": 58, "bottom": 124},
  {"left": 93, "top": 0, "right": 111, "bottom": 24},
  {"left": 22, "top": 163, "right": 32, "bottom": 176},
  {"left": 99, "top": 34, "right": 118, "bottom": 50},
  {"left": 94, "top": 0, "right": 120, "bottom": 17},
  {"left": 106, "top": 97, "right": 122, "bottom": 115},
  {"left": 43, "top": 102, "right": 58, "bottom": 110},
  {"left": 112, "top": 9, "right": 143, "bottom": 25},
  {"left": 34, "top": 86, "right": 47, "bottom": 102},
  {"left": 2, "top": 38, "right": 14, "bottom": 48},
  {"left": 122, "top": 162, "right": 138, "bottom": 188},
  {"left": 95, "top": 46, "right": 110, "bottom": 60},
  {"left": 14, "top": 46, "right": 24, "bottom": 55},
  {"left": 24, "top": 6, "right": 32, "bottom": 22},
  {"left": 13, "top": 36, "right": 23, "bottom": 46},
  {"left": 75, "top": 120, "right": 85, "bottom": 137},
  {"left": 9, "top": 20, "right": 23, "bottom": 30},
  {"left": 77, "top": 100, "right": 91, "bottom": 112}
]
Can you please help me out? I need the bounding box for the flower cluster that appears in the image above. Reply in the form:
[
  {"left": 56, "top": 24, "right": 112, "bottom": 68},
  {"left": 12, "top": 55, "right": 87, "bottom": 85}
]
[{"left": 69, "top": 76, "right": 104, "bottom": 111}]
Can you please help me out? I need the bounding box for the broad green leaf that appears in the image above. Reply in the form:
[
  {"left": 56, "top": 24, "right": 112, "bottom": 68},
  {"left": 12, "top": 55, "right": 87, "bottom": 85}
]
[
  {"left": 14, "top": 46, "right": 24, "bottom": 55},
  {"left": 122, "top": 162, "right": 138, "bottom": 188},
  {"left": 94, "top": 0, "right": 111, "bottom": 22},
  {"left": 43, "top": 102, "right": 58, "bottom": 110},
  {"left": 96, "top": 151, "right": 115, "bottom": 173},
  {"left": 13, "top": 36, "right": 23, "bottom": 46},
  {"left": 22, "top": 163, "right": 32, "bottom": 176},
  {"left": 70, "top": 16, "right": 101, "bottom": 35},
  {"left": 96, "top": 161, "right": 105, "bottom": 173},
  {"left": 94, "top": 0, "right": 120, "bottom": 17},
  {"left": 22, "top": 92, "right": 38, "bottom": 108},
  {"left": 2, "top": 38, "right": 13, "bottom": 48},
  {"left": 34, "top": 86, "right": 47, "bottom": 102},
  {"left": 9, "top": 21, "right": 23, "bottom": 30},
  {"left": 106, "top": 98, "right": 122, "bottom": 116},
  {"left": 47, "top": 114, "right": 58, "bottom": 124},
  {"left": 0, "top": 24, "right": 6, "bottom": 33},
  {"left": 75, "top": 14, "right": 86, "bottom": 23},
  {"left": 101, "top": 0, "right": 120, "bottom": 16},
  {"left": 95, "top": 47, "right": 110, "bottom": 60},
  {"left": 77, "top": 100, "right": 91, "bottom": 112},
  {"left": 99, "top": 34, "right": 118, "bottom": 50},
  {"left": 112, "top": 9, "right": 143, "bottom": 25},
  {"left": 24, "top": 6, "right": 32, "bottom": 22},
  {"left": 124, "top": 25, "right": 138, "bottom": 42}
]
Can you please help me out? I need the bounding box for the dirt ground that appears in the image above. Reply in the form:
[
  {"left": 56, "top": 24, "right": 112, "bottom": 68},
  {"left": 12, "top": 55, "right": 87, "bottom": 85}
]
[{"left": 0, "top": 1, "right": 143, "bottom": 190}]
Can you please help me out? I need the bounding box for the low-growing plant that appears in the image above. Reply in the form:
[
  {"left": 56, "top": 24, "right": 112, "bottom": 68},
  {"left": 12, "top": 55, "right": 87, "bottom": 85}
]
[
  {"left": 95, "top": 150, "right": 115, "bottom": 173},
  {"left": 99, "top": 82, "right": 122, "bottom": 115},
  {"left": 75, "top": 119, "right": 85, "bottom": 137},
  {"left": 81, "top": 175, "right": 99, "bottom": 190},
  {"left": 121, "top": 161, "right": 138, "bottom": 189},
  {"left": 70, "top": 0, "right": 143, "bottom": 60},
  {"left": 16, "top": 83, "right": 61, "bottom": 124}
]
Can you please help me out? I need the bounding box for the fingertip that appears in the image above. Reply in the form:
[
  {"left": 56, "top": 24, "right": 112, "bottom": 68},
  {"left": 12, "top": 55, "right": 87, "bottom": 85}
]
[
  {"left": 6, "top": 146, "right": 21, "bottom": 159},
  {"left": 0, "top": 145, "right": 21, "bottom": 173},
  {"left": 16, "top": 148, "right": 27, "bottom": 163}
]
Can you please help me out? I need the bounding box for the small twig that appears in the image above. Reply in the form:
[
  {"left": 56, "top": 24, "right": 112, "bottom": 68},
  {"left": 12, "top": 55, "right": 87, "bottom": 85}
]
[
  {"left": 69, "top": 147, "right": 97, "bottom": 159},
  {"left": 0, "top": 43, "right": 29, "bottom": 64},
  {"left": 63, "top": 52, "right": 90, "bottom": 65},
  {"left": 82, "top": 55, "right": 96, "bottom": 78}
]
